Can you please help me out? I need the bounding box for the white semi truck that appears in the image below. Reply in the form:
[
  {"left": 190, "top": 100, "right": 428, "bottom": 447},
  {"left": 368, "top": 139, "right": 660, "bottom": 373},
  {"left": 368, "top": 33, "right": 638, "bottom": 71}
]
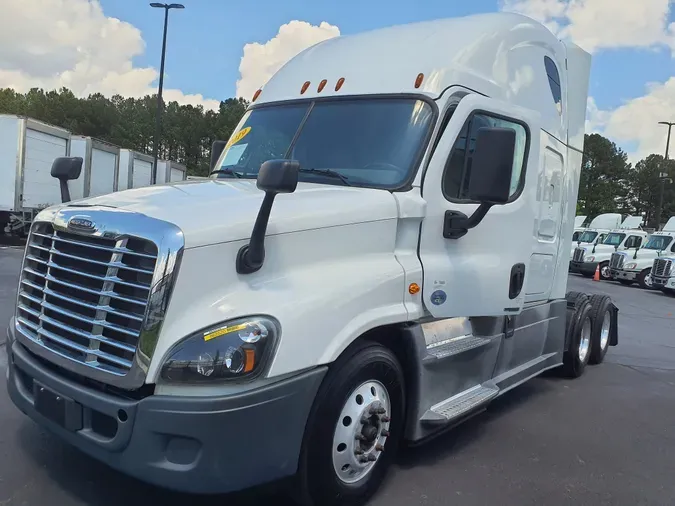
[
  {"left": 569, "top": 215, "right": 646, "bottom": 280},
  {"left": 569, "top": 212, "right": 622, "bottom": 261},
  {"left": 5, "top": 13, "right": 619, "bottom": 505},
  {"left": 572, "top": 215, "right": 587, "bottom": 241},
  {"left": 610, "top": 216, "right": 675, "bottom": 289}
]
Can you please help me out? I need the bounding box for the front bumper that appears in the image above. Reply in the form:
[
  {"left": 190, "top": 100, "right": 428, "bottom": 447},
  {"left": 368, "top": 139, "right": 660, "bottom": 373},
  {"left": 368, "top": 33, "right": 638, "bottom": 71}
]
[
  {"left": 652, "top": 276, "right": 675, "bottom": 290},
  {"left": 610, "top": 269, "right": 639, "bottom": 281},
  {"left": 570, "top": 261, "right": 598, "bottom": 275},
  {"left": 6, "top": 323, "right": 326, "bottom": 494}
]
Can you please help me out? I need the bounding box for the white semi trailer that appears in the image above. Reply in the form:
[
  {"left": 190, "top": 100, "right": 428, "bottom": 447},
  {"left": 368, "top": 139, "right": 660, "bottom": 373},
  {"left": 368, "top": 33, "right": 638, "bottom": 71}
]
[
  {"left": 0, "top": 115, "right": 187, "bottom": 236},
  {"left": 6, "top": 13, "right": 619, "bottom": 506}
]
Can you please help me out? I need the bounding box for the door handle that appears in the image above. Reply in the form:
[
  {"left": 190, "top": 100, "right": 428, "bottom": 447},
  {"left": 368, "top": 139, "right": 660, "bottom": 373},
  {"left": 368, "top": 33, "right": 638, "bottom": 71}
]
[{"left": 509, "top": 263, "right": 526, "bottom": 300}]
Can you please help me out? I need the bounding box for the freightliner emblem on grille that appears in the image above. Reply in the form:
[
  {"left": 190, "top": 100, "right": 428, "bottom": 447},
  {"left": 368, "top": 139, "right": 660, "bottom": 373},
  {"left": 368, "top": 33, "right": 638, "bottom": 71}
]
[{"left": 67, "top": 216, "right": 96, "bottom": 233}]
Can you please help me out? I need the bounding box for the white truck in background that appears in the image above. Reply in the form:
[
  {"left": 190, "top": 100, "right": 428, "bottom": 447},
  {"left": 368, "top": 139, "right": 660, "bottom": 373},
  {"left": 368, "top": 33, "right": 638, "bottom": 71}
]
[
  {"left": 572, "top": 215, "right": 587, "bottom": 241},
  {"left": 569, "top": 215, "right": 647, "bottom": 280},
  {"left": 5, "top": 13, "right": 620, "bottom": 506},
  {"left": 0, "top": 114, "right": 187, "bottom": 237},
  {"left": 569, "top": 212, "right": 622, "bottom": 261},
  {"left": 610, "top": 216, "right": 675, "bottom": 289}
]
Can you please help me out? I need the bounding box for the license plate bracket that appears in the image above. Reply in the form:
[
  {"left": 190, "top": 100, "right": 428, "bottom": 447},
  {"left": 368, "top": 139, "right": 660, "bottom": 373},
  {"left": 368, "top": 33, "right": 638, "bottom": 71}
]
[{"left": 33, "top": 382, "right": 82, "bottom": 431}]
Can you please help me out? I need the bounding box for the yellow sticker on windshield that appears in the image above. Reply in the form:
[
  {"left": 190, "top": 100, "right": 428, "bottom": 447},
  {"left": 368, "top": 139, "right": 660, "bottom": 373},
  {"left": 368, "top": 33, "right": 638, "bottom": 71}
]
[{"left": 225, "top": 127, "right": 251, "bottom": 149}]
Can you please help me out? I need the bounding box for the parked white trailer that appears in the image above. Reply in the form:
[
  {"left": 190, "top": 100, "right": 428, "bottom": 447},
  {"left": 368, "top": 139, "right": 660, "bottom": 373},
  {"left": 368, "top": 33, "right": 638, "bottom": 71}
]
[
  {"left": 0, "top": 115, "right": 72, "bottom": 234},
  {"left": 157, "top": 160, "right": 188, "bottom": 183},
  {"left": 6, "top": 12, "right": 620, "bottom": 505},
  {"left": 118, "top": 150, "right": 155, "bottom": 190},
  {"left": 69, "top": 136, "right": 120, "bottom": 199}
]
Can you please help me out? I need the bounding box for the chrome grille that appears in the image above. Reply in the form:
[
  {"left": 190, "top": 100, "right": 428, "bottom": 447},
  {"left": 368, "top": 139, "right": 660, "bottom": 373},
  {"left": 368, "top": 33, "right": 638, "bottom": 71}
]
[
  {"left": 16, "top": 222, "right": 158, "bottom": 376},
  {"left": 573, "top": 248, "right": 585, "bottom": 262},
  {"left": 610, "top": 252, "right": 625, "bottom": 270},
  {"left": 653, "top": 258, "right": 673, "bottom": 278}
]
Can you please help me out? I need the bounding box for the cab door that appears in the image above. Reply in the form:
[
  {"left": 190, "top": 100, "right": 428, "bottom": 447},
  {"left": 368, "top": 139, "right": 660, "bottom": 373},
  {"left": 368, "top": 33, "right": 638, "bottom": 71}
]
[{"left": 419, "top": 94, "right": 540, "bottom": 318}]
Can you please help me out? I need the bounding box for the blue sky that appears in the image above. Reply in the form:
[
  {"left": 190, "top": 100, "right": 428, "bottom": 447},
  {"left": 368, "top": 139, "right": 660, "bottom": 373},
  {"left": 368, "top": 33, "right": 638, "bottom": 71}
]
[{"left": 98, "top": 0, "right": 674, "bottom": 112}]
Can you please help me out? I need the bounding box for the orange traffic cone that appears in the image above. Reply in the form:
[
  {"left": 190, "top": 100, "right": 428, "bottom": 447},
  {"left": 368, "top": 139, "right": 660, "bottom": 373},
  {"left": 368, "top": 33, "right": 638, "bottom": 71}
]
[{"left": 593, "top": 265, "right": 600, "bottom": 281}]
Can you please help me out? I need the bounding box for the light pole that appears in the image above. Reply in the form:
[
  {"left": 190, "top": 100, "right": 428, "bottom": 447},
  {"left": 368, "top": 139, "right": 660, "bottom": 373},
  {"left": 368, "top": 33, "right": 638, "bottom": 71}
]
[
  {"left": 150, "top": 3, "right": 185, "bottom": 184},
  {"left": 655, "top": 121, "right": 674, "bottom": 230}
]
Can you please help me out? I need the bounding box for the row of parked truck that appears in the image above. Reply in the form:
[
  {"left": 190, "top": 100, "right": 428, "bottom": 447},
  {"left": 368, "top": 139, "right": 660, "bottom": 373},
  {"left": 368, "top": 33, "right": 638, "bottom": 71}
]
[
  {"left": 0, "top": 114, "right": 188, "bottom": 236},
  {"left": 569, "top": 213, "right": 675, "bottom": 294}
]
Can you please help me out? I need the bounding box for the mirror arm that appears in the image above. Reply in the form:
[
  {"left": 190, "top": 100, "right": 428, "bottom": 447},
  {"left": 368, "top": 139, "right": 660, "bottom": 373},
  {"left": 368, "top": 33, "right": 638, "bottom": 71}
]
[
  {"left": 465, "top": 202, "right": 493, "bottom": 229},
  {"left": 443, "top": 203, "right": 494, "bottom": 239},
  {"left": 59, "top": 179, "right": 71, "bottom": 203},
  {"left": 236, "top": 192, "right": 276, "bottom": 274}
]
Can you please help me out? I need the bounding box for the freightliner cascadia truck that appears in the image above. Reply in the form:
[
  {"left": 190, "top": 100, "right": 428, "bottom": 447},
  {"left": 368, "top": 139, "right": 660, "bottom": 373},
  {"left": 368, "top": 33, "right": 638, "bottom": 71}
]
[{"left": 6, "top": 12, "right": 618, "bottom": 506}]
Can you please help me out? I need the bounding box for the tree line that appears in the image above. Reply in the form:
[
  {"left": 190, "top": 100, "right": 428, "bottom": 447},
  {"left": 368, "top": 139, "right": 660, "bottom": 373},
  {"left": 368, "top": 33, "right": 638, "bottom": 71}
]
[
  {"left": 580, "top": 134, "right": 675, "bottom": 229},
  {"left": 0, "top": 87, "right": 247, "bottom": 177},
  {"left": 0, "top": 87, "right": 673, "bottom": 227}
]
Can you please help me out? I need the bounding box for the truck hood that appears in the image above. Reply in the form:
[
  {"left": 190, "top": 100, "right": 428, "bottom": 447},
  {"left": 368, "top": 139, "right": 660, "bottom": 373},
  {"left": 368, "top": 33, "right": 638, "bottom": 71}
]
[{"left": 68, "top": 179, "right": 400, "bottom": 249}]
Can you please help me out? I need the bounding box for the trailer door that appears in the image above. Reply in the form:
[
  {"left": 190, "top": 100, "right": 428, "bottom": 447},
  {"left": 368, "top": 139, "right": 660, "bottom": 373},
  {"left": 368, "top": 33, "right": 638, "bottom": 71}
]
[
  {"left": 22, "top": 128, "right": 68, "bottom": 209},
  {"left": 418, "top": 94, "right": 540, "bottom": 318}
]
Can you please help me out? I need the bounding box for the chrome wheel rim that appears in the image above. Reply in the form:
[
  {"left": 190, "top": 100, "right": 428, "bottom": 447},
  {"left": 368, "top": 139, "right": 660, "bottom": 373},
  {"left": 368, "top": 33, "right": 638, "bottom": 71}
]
[
  {"left": 578, "top": 317, "right": 591, "bottom": 362},
  {"left": 600, "top": 264, "right": 611, "bottom": 279},
  {"left": 600, "top": 310, "right": 611, "bottom": 350},
  {"left": 332, "top": 380, "right": 391, "bottom": 484}
]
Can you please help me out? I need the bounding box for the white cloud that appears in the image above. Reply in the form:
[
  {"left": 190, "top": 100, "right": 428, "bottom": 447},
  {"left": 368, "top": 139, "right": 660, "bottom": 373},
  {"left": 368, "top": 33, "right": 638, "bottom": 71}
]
[
  {"left": 594, "top": 78, "right": 675, "bottom": 163},
  {"left": 501, "top": 0, "right": 674, "bottom": 54},
  {"left": 236, "top": 20, "right": 340, "bottom": 99},
  {"left": 0, "top": 0, "right": 220, "bottom": 110}
]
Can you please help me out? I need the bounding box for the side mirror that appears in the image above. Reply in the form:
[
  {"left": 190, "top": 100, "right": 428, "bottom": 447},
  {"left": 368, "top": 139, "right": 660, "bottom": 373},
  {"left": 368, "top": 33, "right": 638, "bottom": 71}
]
[
  {"left": 210, "top": 140, "right": 228, "bottom": 171},
  {"left": 257, "top": 159, "right": 299, "bottom": 194},
  {"left": 443, "top": 127, "right": 516, "bottom": 240},
  {"left": 51, "top": 157, "right": 83, "bottom": 203},
  {"left": 466, "top": 127, "right": 516, "bottom": 204},
  {"left": 236, "top": 160, "right": 300, "bottom": 274}
]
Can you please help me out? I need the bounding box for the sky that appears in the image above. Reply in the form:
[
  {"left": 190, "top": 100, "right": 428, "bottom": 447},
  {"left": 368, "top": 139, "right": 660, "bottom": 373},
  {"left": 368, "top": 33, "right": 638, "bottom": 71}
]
[{"left": 0, "top": 0, "right": 674, "bottom": 163}]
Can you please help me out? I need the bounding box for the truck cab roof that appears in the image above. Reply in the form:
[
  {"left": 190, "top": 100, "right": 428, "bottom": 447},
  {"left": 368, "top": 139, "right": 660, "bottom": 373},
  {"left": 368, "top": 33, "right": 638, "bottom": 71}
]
[{"left": 253, "top": 12, "right": 581, "bottom": 151}]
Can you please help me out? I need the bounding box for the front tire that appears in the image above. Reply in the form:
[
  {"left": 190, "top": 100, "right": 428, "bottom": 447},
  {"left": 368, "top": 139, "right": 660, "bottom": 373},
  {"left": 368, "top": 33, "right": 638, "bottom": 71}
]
[
  {"left": 637, "top": 269, "right": 652, "bottom": 290},
  {"left": 599, "top": 262, "right": 612, "bottom": 281},
  {"left": 295, "top": 341, "right": 405, "bottom": 506}
]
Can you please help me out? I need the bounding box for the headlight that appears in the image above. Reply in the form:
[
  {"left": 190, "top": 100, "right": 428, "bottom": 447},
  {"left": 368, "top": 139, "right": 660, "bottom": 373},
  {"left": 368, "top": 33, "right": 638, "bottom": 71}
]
[
  {"left": 160, "top": 316, "right": 279, "bottom": 383},
  {"left": 625, "top": 262, "right": 638, "bottom": 270},
  {"left": 587, "top": 256, "right": 595, "bottom": 262}
]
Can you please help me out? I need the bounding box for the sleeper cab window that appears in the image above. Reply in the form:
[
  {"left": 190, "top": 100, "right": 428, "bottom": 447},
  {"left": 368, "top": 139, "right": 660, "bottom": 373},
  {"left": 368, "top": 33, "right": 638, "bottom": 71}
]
[
  {"left": 441, "top": 113, "right": 528, "bottom": 202},
  {"left": 544, "top": 56, "right": 562, "bottom": 114}
]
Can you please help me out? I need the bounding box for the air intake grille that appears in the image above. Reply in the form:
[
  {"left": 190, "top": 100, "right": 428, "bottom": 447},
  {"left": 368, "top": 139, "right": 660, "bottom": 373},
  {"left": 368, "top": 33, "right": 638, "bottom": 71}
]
[
  {"left": 16, "top": 222, "right": 158, "bottom": 376},
  {"left": 610, "top": 252, "right": 625, "bottom": 270},
  {"left": 653, "top": 258, "right": 673, "bottom": 278},
  {"left": 573, "top": 248, "right": 585, "bottom": 262}
]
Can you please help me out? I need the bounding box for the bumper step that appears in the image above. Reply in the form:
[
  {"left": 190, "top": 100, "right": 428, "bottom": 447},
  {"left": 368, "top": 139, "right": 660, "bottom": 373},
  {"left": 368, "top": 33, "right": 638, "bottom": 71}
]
[{"left": 421, "top": 384, "right": 499, "bottom": 424}]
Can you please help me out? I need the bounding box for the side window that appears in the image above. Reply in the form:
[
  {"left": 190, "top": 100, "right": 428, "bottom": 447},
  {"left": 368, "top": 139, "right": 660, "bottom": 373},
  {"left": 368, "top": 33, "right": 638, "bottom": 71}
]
[
  {"left": 544, "top": 56, "right": 562, "bottom": 114},
  {"left": 442, "top": 113, "right": 528, "bottom": 201},
  {"left": 625, "top": 236, "right": 641, "bottom": 248}
]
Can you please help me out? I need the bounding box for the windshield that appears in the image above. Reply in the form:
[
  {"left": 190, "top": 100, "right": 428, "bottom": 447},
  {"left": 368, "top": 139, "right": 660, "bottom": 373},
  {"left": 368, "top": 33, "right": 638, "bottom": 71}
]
[
  {"left": 643, "top": 235, "right": 673, "bottom": 250},
  {"left": 572, "top": 231, "right": 582, "bottom": 241},
  {"left": 213, "top": 98, "right": 434, "bottom": 188},
  {"left": 578, "top": 231, "right": 598, "bottom": 243},
  {"left": 602, "top": 233, "right": 626, "bottom": 246}
]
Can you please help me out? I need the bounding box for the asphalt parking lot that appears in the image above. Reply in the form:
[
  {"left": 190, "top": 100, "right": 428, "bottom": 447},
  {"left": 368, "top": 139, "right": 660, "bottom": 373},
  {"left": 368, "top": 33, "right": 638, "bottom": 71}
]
[{"left": 1, "top": 245, "right": 674, "bottom": 506}]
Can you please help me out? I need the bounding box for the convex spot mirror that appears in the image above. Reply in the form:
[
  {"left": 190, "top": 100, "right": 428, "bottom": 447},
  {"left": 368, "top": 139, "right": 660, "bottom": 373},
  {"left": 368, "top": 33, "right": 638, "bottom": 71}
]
[{"left": 466, "top": 127, "right": 517, "bottom": 205}]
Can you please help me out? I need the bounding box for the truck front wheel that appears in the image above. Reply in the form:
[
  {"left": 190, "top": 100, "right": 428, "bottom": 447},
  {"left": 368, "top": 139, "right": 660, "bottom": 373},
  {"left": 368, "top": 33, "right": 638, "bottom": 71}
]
[
  {"left": 295, "top": 342, "right": 405, "bottom": 506},
  {"left": 637, "top": 269, "right": 652, "bottom": 290}
]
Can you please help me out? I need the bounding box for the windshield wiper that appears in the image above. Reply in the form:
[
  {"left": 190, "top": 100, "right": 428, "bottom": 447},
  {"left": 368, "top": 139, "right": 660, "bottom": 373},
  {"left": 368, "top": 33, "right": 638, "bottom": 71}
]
[
  {"left": 298, "top": 168, "right": 352, "bottom": 186},
  {"left": 210, "top": 168, "right": 243, "bottom": 178}
]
